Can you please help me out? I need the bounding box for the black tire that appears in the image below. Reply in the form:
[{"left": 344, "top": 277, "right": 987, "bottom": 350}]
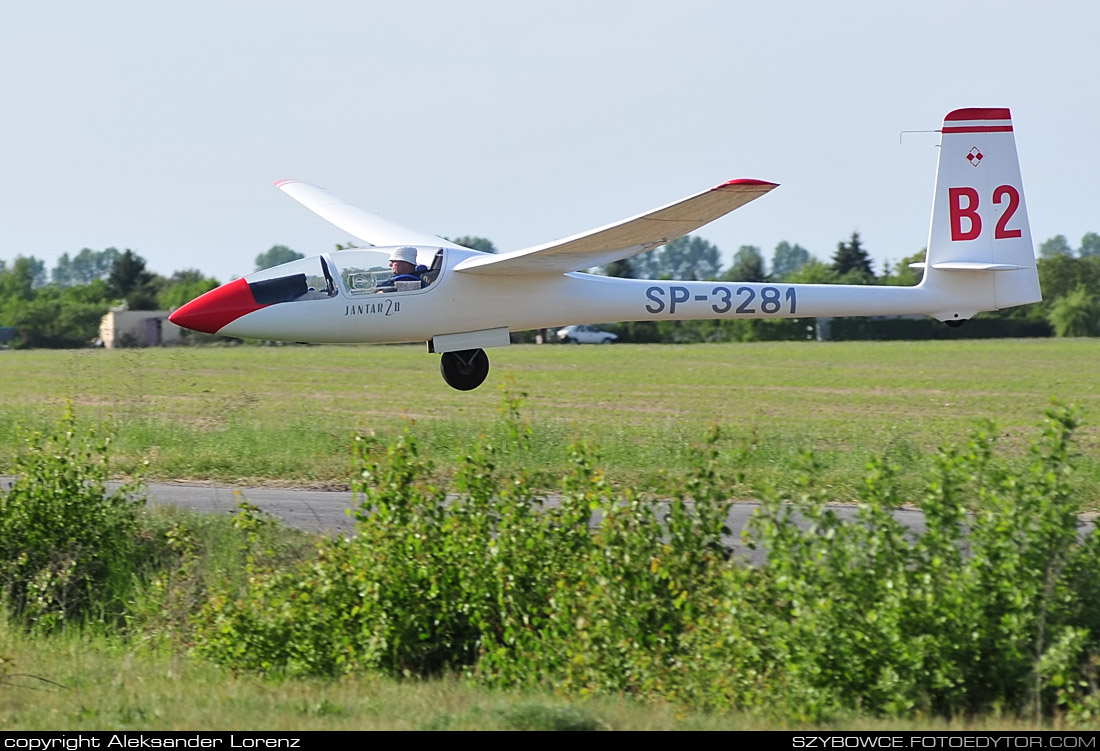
[{"left": 439, "top": 349, "right": 490, "bottom": 391}]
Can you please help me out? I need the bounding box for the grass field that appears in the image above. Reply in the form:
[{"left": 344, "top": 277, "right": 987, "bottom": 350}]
[
  {"left": 1, "top": 338, "right": 1097, "bottom": 504},
  {"left": 0, "top": 619, "right": 790, "bottom": 731},
  {"left": 4, "top": 340, "right": 1100, "bottom": 730},
  {"left": 0, "top": 625, "right": 1062, "bottom": 731}
]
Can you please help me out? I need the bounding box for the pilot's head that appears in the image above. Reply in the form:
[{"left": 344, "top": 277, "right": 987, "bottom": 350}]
[{"left": 389, "top": 246, "right": 418, "bottom": 276}]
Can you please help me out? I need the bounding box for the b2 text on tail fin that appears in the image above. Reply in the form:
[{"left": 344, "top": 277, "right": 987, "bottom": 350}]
[{"left": 916, "top": 107, "right": 1042, "bottom": 323}]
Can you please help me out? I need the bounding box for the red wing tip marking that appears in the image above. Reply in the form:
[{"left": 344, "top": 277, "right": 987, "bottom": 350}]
[
  {"left": 713, "top": 179, "right": 779, "bottom": 190},
  {"left": 274, "top": 179, "right": 299, "bottom": 187},
  {"left": 944, "top": 107, "right": 1011, "bottom": 121}
]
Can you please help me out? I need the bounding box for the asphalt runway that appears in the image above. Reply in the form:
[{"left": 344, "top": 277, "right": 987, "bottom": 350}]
[
  {"left": 136, "top": 482, "right": 363, "bottom": 534},
  {"left": 129, "top": 481, "right": 934, "bottom": 564},
  {"left": 4, "top": 476, "right": 1089, "bottom": 564}
]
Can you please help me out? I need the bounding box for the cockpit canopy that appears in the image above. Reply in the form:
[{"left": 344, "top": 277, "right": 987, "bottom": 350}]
[{"left": 244, "top": 248, "right": 443, "bottom": 303}]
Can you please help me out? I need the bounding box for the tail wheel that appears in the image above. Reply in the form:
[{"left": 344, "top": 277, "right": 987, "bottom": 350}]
[{"left": 439, "top": 348, "right": 490, "bottom": 391}]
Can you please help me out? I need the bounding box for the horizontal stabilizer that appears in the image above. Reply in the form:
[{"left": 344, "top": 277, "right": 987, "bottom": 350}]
[{"left": 910, "top": 261, "right": 1024, "bottom": 271}]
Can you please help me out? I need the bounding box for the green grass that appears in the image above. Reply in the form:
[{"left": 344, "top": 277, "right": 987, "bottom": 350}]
[
  {"left": 0, "top": 623, "right": 1071, "bottom": 731},
  {"left": 1, "top": 339, "right": 1098, "bottom": 504}
]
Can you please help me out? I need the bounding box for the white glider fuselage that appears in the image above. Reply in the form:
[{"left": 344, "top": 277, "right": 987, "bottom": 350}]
[
  {"left": 170, "top": 107, "right": 1041, "bottom": 389},
  {"left": 213, "top": 251, "right": 982, "bottom": 344}
]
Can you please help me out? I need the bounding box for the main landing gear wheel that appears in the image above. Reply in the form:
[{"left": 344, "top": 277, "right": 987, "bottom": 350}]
[{"left": 440, "top": 348, "right": 490, "bottom": 391}]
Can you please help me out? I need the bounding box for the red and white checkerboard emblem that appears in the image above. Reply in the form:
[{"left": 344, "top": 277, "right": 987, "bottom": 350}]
[{"left": 966, "top": 147, "right": 984, "bottom": 166}]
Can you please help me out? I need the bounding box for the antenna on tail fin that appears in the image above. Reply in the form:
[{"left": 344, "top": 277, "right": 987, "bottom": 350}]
[{"left": 915, "top": 108, "right": 1042, "bottom": 323}]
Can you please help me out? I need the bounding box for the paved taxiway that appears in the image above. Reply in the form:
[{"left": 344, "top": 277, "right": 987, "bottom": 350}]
[
  {"left": 4, "top": 477, "right": 1089, "bottom": 564},
  {"left": 133, "top": 482, "right": 938, "bottom": 564}
]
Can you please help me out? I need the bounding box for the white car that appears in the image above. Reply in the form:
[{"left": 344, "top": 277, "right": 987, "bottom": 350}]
[{"left": 556, "top": 324, "right": 618, "bottom": 344}]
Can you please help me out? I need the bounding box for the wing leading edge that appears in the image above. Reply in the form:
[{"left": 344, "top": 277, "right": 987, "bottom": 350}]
[
  {"left": 452, "top": 179, "right": 778, "bottom": 277},
  {"left": 275, "top": 180, "right": 466, "bottom": 250},
  {"left": 276, "top": 177, "right": 777, "bottom": 275}
]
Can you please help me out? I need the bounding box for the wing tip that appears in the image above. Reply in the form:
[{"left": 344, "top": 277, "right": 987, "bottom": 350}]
[
  {"left": 713, "top": 178, "right": 779, "bottom": 191},
  {"left": 274, "top": 179, "right": 299, "bottom": 189}
]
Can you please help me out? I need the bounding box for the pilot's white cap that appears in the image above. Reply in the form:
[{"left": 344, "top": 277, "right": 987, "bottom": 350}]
[{"left": 389, "top": 246, "right": 418, "bottom": 265}]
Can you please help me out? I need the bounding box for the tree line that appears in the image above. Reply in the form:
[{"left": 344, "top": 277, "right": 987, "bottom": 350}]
[
  {"left": 0, "top": 248, "right": 219, "bottom": 348},
  {"left": 1, "top": 230, "right": 1097, "bottom": 348}
]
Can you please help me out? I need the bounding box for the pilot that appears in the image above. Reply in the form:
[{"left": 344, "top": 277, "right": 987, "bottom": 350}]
[{"left": 379, "top": 246, "right": 427, "bottom": 291}]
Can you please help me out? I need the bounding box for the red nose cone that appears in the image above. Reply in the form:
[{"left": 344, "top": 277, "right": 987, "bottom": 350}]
[{"left": 168, "top": 278, "right": 267, "bottom": 334}]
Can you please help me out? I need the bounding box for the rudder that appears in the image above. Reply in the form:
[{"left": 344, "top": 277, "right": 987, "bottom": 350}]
[{"left": 918, "top": 108, "right": 1042, "bottom": 318}]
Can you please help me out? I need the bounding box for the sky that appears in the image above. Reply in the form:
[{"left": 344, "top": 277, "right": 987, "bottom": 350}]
[{"left": 1, "top": 0, "right": 1096, "bottom": 283}]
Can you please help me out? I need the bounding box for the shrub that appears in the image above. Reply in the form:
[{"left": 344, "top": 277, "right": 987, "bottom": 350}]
[
  {"left": 0, "top": 405, "right": 144, "bottom": 630},
  {"left": 194, "top": 397, "right": 1100, "bottom": 724},
  {"left": 679, "top": 403, "right": 1100, "bottom": 722},
  {"left": 195, "top": 403, "right": 735, "bottom": 684}
]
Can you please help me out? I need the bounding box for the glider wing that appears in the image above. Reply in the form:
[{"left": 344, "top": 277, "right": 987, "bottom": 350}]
[
  {"left": 452, "top": 179, "right": 777, "bottom": 276},
  {"left": 275, "top": 180, "right": 466, "bottom": 249}
]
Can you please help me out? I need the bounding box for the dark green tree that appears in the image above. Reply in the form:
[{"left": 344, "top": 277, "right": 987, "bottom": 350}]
[
  {"left": 254, "top": 245, "right": 304, "bottom": 271},
  {"left": 158, "top": 269, "right": 220, "bottom": 311},
  {"left": 1078, "top": 232, "right": 1100, "bottom": 258},
  {"left": 783, "top": 258, "right": 839, "bottom": 284},
  {"left": 1037, "top": 254, "right": 1100, "bottom": 305},
  {"left": 722, "top": 245, "right": 767, "bottom": 282},
  {"left": 771, "top": 241, "right": 811, "bottom": 279},
  {"left": 1048, "top": 285, "right": 1100, "bottom": 337},
  {"left": 8, "top": 289, "right": 108, "bottom": 348},
  {"left": 632, "top": 236, "right": 721, "bottom": 280},
  {"left": 52, "top": 251, "right": 80, "bottom": 287},
  {"left": 107, "top": 250, "right": 161, "bottom": 310},
  {"left": 1038, "top": 235, "right": 1073, "bottom": 258},
  {"left": 831, "top": 231, "right": 874, "bottom": 282},
  {"left": 882, "top": 250, "right": 926, "bottom": 286},
  {"left": 0, "top": 256, "right": 41, "bottom": 303},
  {"left": 3, "top": 256, "right": 48, "bottom": 289},
  {"left": 27, "top": 257, "right": 47, "bottom": 288},
  {"left": 630, "top": 249, "right": 660, "bottom": 279},
  {"left": 52, "top": 247, "right": 121, "bottom": 287}
]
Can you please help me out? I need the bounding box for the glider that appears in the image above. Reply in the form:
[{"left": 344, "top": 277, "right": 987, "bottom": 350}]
[{"left": 170, "top": 108, "right": 1041, "bottom": 390}]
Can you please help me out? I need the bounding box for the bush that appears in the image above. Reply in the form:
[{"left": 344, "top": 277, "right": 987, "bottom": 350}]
[
  {"left": 0, "top": 405, "right": 144, "bottom": 630},
  {"left": 194, "top": 398, "right": 1100, "bottom": 724},
  {"left": 195, "top": 403, "right": 735, "bottom": 683},
  {"left": 681, "top": 403, "right": 1100, "bottom": 722}
]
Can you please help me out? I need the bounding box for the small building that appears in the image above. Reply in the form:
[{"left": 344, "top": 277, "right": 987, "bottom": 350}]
[{"left": 99, "top": 310, "right": 185, "bottom": 348}]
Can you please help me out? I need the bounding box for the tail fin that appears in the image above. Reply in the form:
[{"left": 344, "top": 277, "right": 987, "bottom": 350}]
[{"left": 917, "top": 108, "right": 1042, "bottom": 322}]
